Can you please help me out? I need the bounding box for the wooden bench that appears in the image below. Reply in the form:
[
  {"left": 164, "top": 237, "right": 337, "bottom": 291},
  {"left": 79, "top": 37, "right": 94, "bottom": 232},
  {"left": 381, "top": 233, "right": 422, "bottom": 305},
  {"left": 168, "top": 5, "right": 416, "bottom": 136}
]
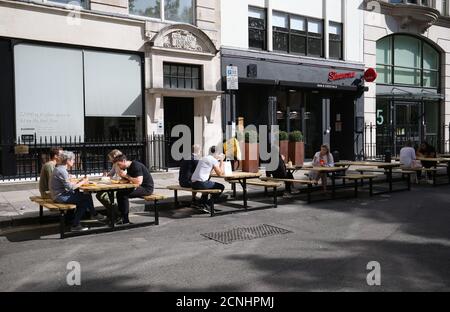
[
  {"left": 260, "top": 177, "right": 315, "bottom": 203},
  {"left": 166, "top": 185, "right": 222, "bottom": 216},
  {"left": 342, "top": 174, "right": 376, "bottom": 197},
  {"left": 142, "top": 194, "right": 166, "bottom": 225},
  {"left": 30, "top": 196, "right": 76, "bottom": 239},
  {"left": 228, "top": 179, "right": 282, "bottom": 208}
]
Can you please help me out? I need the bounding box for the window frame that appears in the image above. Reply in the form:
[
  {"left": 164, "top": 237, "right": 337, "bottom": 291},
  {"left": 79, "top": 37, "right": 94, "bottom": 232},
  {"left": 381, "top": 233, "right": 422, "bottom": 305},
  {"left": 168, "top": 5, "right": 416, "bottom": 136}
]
[
  {"left": 248, "top": 6, "right": 267, "bottom": 51},
  {"left": 328, "top": 21, "right": 343, "bottom": 60},
  {"left": 128, "top": 0, "right": 196, "bottom": 25},
  {"left": 376, "top": 35, "right": 440, "bottom": 89},
  {"left": 271, "top": 10, "right": 324, "bottom": 58},
  {"left": 163, "top": 62, "right": 203, "bottom": 90}
]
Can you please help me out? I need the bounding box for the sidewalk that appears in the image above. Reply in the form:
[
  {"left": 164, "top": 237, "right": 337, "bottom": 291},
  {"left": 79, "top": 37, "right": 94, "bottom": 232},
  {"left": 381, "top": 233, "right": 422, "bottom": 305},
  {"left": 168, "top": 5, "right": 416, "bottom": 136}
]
[{"left": 0, "top": 169, "right": 270, "bottom": 228}]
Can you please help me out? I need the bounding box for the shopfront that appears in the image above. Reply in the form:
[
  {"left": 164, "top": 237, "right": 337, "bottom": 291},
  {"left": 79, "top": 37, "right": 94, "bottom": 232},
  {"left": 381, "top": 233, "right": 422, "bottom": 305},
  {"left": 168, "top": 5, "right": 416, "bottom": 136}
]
[
  {"left": 222, "top": 49, "right": 365, "bottom": 160},
  {"left": 375, "top": 34, "right": 443, "bottom": 155}
]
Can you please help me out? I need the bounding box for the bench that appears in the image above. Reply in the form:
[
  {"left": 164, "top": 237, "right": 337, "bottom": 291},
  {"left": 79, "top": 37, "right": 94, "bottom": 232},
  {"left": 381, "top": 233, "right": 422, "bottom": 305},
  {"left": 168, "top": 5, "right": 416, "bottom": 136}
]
[
  {"left": 342, "top": 174, "right": 376, "bottom": 197},
  {"left": 166, "top": 185, "right": 222, "bottom": 216},
  {"left": 30, "top": 196, "right": 76, "bottom": 239},
  {"left": 260, "top": 177, "right": 315, "bottom": 203},
  {"left": 142, "top": 194, "right": 166, "bottom": 225},
  {"left": 228, "top": 179, "right": 282, "bottom": 208}
]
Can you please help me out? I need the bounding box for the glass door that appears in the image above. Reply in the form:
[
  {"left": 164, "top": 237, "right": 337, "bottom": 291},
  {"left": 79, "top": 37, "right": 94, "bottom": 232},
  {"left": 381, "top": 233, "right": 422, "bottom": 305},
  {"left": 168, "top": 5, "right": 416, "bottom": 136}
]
[{"left": 394, "top": 101, "right": 421, "bottom": 153}]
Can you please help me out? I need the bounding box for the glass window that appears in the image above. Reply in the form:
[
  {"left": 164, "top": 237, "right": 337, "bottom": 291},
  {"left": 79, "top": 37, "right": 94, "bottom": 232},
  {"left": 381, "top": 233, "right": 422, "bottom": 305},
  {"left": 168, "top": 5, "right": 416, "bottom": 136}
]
[
  {"left": 307, "top": 20, "right": 322, "bottom": 34},
  {"left": 376, "top": 34, "right": 440, "bottom": 88},
  {"left": 394, "top": 35, "right": 421, "bottom": 68},
  {"left": 307, "top": 19, "right": 323, "bottom": 57},
  {"left": 291, "top": 16, "right": 306, "bottom": 32},
  {"left": 165, "top": 0, "right": 193, "bottom": 23},
  {"left": 129, "top": 0, "right": 161, "bottom": 19},
  {"left": 329, "top": 22, "right": 342, "bottom": 60},
  {"left": 248, "top": 7, "right": 266, "bottom": 50},
  {"left": 272, "top": 12, "right": 288, "bottom": 29},
  {"left": 273, "top": 11, "right": 288, "bottom": 53},
  {"left": 48, "top": 0, "right": 87, "bottom": 8},
  {"left": 163, "top": 63, "right": 202, "bottom": 90}
]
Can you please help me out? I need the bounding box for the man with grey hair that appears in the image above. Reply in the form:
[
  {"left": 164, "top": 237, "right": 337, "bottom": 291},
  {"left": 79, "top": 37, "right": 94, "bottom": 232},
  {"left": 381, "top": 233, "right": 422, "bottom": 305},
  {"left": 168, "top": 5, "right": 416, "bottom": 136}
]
[{"left": 50, "top": 151, "right": 106, "bottom": 232}]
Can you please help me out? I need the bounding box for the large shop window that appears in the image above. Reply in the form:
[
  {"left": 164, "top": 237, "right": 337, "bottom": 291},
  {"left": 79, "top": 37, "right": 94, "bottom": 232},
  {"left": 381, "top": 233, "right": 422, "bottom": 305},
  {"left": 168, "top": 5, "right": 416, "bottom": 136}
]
[
  {"left": 14, "top": 44, "right": 85, "bottom": 139},
  {"left": 129, "top": 0, "right": 194, "bottom": 24},
  {"left": 163, "top": 63, "right": 201, "bottom": 89},
  {"left": 272, "top": 11, "right": 323, "bottom": 57},
  {"left": 376, "top": 35, "right": 440, "bottom": 88},
  {"left": 248, "top": 6, "right": 267, "bottom": 50},
  {"left": 14, "top": 43, "right": 143, "bottom": 140}
]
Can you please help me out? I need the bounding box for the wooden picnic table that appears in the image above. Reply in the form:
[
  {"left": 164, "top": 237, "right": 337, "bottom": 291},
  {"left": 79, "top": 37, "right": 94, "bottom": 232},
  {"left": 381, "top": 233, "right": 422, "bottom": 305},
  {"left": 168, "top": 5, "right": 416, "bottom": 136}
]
[
  {"left": 335, "top": 161, "right": 401, "bottom": 192},
  {"left": 80, "top": 181, "right": 137, "bottom": 228},
  {"left": 211, "top": 171, "right": 261, "bottom": 209},
  {"left": 305, "top": 166, "right": 348, "bottom": 198}
]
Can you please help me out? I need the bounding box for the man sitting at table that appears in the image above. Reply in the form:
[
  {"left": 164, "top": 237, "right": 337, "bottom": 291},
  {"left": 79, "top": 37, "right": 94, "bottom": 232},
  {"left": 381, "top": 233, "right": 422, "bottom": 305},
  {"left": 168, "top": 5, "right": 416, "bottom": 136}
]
[
  {"left": 416, "top": 141, "right": 437, "bottom": 181},
  {"left": 179, "top": 144, "right": 200, "bottom": 188},
  {"left": 266, "top": 153, "right": 297, "bottom": 197},
  {"left": 113, "top": 154, "right": 154, "bottom": 224},
  {"left": 191, "top": 146, "right": 225, "bottom": 212},
  {"left": 50, "top": 151, "right": 106, "bottom": 232},
  {"left": 39, "top": 147, "right": 63, "bottom": 198}
]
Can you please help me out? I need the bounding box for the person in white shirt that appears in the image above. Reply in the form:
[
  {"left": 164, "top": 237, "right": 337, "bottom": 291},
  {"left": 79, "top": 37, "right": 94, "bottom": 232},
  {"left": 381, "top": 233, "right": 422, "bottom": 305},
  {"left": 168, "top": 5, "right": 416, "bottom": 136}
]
[
  {"left": 309, "top": 144, "right": 335, "bottom": 191},
  {"left": 399, "top": 141, "right": 418, "bottom": 168},
  {"left": 191, "top": 146, "right": 225, "bottom": 211}
]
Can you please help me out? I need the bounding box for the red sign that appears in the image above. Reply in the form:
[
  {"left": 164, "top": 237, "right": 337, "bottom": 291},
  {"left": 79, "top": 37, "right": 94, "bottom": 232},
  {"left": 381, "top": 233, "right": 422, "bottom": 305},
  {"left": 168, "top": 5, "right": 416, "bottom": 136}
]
[
  {"left": 328, "top": 71, "right": 356, "bottom": 81},
  {"left": 364, "top": 68, "right": 378, "bottom": 82}
]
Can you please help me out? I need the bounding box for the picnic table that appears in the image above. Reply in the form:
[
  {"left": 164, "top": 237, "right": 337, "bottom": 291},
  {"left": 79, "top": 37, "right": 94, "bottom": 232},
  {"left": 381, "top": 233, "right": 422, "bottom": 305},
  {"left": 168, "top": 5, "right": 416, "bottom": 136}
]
[
  {"left": 416, "top": 157, "right": 450, "bottom": 184},
  {"left": 211, "top": 171, "right": 261, "bottom": 209},
  {"left": 285, "top": 164, "right": 303, "bottom": 174},
  {"left": 80, "top": 181, "right": 137, "bottom": 228},
  {"left": 335, "top": 161, "right": 401, "bottom": 192},
  {"left": 304, "top": 166, "right": 348, "bottom": 198}
]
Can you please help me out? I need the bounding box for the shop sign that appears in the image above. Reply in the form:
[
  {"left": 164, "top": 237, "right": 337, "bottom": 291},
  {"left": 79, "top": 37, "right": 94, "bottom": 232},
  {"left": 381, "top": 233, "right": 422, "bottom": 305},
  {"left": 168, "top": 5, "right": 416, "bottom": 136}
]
[
  {"left": 14, "top": 144, "right": 29, "bottom": 155},
  {"left": 328, "top": 71, "right": 356, "bottom": 81},
  {"left": 364, "top": 68, "right": 378, "bottom": 82},
  {"left": 226, "top": 66, "right": 239, "bottom": 90}
]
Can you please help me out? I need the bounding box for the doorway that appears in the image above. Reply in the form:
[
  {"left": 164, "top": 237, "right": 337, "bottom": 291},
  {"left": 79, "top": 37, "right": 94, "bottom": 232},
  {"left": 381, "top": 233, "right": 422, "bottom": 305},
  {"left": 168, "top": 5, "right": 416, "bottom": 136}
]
[
  {"left": 394, "top": 102, "right": 421, "bottom": 153},
  {"left": 164, "top": 97, "right": 194, "bottom": 167}
]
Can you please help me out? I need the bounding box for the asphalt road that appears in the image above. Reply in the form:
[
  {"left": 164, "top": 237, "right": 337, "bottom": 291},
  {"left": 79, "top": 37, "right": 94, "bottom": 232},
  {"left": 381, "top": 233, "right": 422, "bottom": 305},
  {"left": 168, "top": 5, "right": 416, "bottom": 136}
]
[{"left": 1, "top": 186, "right": 450, "bottom": 292}]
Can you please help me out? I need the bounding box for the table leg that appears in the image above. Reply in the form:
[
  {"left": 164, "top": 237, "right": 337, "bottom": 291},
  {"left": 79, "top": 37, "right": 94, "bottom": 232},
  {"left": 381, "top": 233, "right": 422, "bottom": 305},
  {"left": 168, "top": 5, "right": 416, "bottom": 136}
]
[
  {"left": 108, "top": 191, "right": 115, "bottom": 228},
  {"left": 242, "top": 179, "right": 248, "bottom": 210},
  {"left": 154, "top": 199, "right": 159, "bottom": 225},
  {"left": 388, "top": 168, "right": 393, "bottom": 192},
  {"left": 232, "top": 183, "right": 237, "bottom": 198},
  {"left": 59, "top": 211, "right": 65, "bottom": 239},
  {"left": 331, "top": 173, "right": 336, "bottom": 199},
  {"left": 354, "top": 179, "right": 358, "bottom": 198}
]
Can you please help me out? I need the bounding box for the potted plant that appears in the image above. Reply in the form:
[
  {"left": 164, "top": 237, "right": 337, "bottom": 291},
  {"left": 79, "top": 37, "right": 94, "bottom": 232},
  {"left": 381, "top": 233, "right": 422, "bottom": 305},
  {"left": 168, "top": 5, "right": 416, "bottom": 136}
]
[
  {"left": 288, "top": 130, "right": 305, "bottom": 166},
  {"left": 242, "top": 130, "right": 259, "bottom": 173},
  {"left": 278, "top": 131, "right": 289, "bottom": 162}
]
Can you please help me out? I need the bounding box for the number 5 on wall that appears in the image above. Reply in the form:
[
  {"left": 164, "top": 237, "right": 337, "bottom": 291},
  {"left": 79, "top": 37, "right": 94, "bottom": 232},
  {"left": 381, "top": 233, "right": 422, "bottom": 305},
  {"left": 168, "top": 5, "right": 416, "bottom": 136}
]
[{"left": 376, "top": 109, "right": 384, "bottom": 125}]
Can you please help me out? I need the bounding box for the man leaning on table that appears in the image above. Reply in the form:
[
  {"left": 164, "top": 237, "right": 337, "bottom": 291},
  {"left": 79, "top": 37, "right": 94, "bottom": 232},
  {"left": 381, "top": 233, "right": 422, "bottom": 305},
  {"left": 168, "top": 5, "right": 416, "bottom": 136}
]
[
  {"left": 191, "top": 146, "right": 225, "bottom": 212},
  {"left": 113, "top": 154, "right": 154, "bottom": 224}
]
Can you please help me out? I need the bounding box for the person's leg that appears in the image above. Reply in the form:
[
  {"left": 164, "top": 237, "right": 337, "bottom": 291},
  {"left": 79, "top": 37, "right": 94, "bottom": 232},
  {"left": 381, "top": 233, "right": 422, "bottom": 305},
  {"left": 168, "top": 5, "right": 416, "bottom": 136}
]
[
  {"left": 96, "top": 191, "right": 114, "bottom": 215},
  {"left": 116, "top": 189, "right": 134, "bottom": 223},
  {"left": 56, "top": 192, "right": 88, "bottom": 227},
  {"left": 286, "top": 172, "right": 294, "bottom": 193},
  {"left": 192, "top": 181, "right": 210, "bottom": 204},
  {"left": 210, "top": 182, "right": 225, "bottom": 202},
  {"left": 321, "top": 173, "right": 328, "bottom": 191}
]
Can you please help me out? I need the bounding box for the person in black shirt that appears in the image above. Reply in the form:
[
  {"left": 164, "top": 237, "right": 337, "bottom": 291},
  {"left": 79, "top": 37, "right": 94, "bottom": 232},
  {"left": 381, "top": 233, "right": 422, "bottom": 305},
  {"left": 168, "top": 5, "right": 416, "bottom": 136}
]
[
  {"left": 266, "top": 154, "right": 296, "bottom": 195},
  {"left": 416, "top": 141, "right": 437, "bottom": 180},
  {"left": 179, "top": 144, "right": 200, "bottom": 188},
  {"left": 113, "top": 154, "right": 154, "bottom": 224}
]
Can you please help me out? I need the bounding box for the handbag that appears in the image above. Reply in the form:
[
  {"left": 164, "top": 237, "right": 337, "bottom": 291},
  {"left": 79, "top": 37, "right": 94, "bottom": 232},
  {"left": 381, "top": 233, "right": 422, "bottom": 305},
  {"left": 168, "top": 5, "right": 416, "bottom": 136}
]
[{"left": 224, "top": 160, "right": 233, "bottom": 176}]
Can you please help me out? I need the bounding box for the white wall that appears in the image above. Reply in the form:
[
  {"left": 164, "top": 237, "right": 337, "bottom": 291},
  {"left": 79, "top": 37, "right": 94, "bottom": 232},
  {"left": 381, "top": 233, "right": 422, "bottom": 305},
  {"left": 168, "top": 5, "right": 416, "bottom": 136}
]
[{"left": 220, "top": 0, "right": 364, "bottom": 63}]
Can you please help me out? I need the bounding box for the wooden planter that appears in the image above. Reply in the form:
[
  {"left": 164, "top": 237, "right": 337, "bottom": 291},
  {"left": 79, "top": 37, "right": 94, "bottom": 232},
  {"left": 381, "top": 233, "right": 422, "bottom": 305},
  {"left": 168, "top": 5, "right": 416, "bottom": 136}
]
[
  {"left": 279, "top": 140, "right": 289, "bottom": 162},
  {"left": 242, "top": 143, "right": 259, "bottom": 173},
  {"left": 288, "top": 141, "right": 305, "bottom": 166}
]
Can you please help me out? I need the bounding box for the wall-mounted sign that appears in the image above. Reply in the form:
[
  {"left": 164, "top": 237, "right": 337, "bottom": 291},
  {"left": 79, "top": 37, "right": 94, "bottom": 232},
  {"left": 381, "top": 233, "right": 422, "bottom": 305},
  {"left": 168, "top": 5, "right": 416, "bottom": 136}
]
[
  {"left": 364, "top": 68, "right": 378, "bottom": 83},
  {"left": 328, "top": 71, "right": 356, "bottom": 81},
  {"left": 226, "top": 65, "right": 239, "bottom": 90}
]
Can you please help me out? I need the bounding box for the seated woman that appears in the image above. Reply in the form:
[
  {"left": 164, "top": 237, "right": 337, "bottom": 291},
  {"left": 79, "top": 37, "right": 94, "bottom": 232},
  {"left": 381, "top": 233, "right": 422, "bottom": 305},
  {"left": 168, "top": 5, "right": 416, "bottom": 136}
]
[
  {"left": 50, "top": 151, "right": 106, "bottom": 232},
  {"left": 266, "top": 154, "right": 297, "bottom": 196},
  {"left": 310, "top": 144, "right": 335, "bottom": 191}
]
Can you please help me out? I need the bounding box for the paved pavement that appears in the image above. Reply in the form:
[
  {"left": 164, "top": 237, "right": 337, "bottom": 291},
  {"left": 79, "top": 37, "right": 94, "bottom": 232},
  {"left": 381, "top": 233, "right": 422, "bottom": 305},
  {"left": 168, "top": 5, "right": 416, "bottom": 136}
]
[{"left": 0, "top": 176, "right": 449, "bottom": 291}]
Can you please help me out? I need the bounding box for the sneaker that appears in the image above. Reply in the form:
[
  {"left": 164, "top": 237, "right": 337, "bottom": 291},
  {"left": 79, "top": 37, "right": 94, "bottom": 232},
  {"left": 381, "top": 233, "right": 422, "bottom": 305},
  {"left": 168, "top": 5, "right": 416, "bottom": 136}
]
[
  {"left": 71, "top": 225, "right": 89, "bottom": 232},
  {"left": 283, "top": 192, "right": 294, "bottom": 199},
  {"left": 115, "top": 218, "right": 131, "bottom": 225},
  {"left": 290, "top": 189, "right": 301, "bottom": 195},
  {"left": 93, "top": 214, "right": 107, "bottom": 222}
]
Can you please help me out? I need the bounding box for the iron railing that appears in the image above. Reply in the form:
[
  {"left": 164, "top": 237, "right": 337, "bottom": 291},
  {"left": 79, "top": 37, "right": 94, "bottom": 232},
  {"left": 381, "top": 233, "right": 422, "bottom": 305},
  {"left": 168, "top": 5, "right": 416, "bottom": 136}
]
[{"left": 0, "top": 134, "right": 169, "bottom": 182}]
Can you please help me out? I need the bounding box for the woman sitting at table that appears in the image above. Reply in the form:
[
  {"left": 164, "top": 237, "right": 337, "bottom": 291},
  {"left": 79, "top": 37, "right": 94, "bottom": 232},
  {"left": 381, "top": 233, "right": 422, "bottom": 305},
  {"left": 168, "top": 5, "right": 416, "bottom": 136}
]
[
  {"left": 266, "top": 153, "right": 297, "bottom": 196},
  {"left": 96, "top": 149, "right": 122, "bottom": 222},
  {"left": 50, "top": 151, "right": 106, "bottom": 232},
  {"left": 310, "top": 144, "right": 334, "bottom": 191}
]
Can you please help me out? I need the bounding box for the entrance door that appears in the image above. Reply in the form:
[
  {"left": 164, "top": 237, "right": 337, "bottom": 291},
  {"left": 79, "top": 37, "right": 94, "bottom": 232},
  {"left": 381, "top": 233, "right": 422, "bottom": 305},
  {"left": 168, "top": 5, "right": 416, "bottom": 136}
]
[
  {"left": 394, "top": 102, "right": 421, "bottom": 153},
  {"left": 164, "top": 97, "right": 194, "bottom": 168}
]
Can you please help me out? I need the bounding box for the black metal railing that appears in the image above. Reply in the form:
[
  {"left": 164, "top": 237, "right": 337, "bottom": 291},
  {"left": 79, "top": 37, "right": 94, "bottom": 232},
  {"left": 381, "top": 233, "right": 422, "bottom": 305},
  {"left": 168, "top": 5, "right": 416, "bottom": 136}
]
[
  {"left": 0, "top": 134, "right": 169, "bottom": 182},
  {"left": 363, "top": 123, "right": 450, "bottom": 160}
]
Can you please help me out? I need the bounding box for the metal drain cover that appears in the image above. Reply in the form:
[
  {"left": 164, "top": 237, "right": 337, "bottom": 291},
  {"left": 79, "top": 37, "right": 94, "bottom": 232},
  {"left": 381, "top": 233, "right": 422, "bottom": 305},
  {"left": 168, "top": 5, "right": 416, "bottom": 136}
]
[{"left": 201, "top": 224, "right": 292, "bottom": 244}]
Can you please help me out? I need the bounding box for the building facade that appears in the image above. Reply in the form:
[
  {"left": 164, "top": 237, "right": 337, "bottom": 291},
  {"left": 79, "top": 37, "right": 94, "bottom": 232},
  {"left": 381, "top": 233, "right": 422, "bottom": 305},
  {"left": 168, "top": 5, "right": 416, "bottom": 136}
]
[
  {"left": 220, "top": 0, "right": 366, "bottom": 160},
  {"left": 0, "top": 0, "right": 222, "bottom": 176},
  {"left": 363, "top": 0, "right": 450, "bottom": 157}
]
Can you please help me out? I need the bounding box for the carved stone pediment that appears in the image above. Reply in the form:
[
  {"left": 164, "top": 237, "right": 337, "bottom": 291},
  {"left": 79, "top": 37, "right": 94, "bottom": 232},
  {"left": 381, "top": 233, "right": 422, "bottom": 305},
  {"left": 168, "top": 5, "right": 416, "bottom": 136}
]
[{"left": 149, "top": 24, "right": 218, "bottom": 55}]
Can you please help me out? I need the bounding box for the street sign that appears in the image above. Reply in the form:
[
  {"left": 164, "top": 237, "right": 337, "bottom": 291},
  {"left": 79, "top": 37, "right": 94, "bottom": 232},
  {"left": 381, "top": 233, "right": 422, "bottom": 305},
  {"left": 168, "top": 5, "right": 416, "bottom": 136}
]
[{"left": 226, "top": 65, "right": 239, "bottom": 90}]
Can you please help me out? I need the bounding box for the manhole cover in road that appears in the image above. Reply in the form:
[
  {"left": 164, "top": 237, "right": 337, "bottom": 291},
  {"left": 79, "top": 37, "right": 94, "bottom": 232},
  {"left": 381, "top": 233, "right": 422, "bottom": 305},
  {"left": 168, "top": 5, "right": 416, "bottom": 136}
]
[{"left": 201, "top": 224, "right": 292, "bottom": 244}]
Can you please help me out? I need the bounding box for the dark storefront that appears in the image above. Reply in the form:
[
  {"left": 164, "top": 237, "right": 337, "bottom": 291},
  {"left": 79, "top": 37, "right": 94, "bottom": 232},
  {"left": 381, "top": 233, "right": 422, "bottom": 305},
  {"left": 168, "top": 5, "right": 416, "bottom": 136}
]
[{"left": 221, "top": 49, "right": 365, "bottom": 160}]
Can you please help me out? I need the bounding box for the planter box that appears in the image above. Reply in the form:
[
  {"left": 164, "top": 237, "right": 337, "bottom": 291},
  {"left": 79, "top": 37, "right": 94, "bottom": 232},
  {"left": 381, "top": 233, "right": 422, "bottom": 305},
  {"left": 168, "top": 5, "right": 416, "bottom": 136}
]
[
  {"left": 288, "top": 142, "right": 305, "bottom": 166},
  {"left": 242, "top": 143, "right": 259, "bottom": 173},
  {"left": 279, "top": 140, "right": 289, "bottom": 162}
]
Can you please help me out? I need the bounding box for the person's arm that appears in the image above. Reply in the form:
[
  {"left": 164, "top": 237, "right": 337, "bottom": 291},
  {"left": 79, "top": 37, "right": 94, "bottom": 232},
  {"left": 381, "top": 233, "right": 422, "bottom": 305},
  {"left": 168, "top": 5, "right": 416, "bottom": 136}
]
[
  {"left": 213, "top": 159, "right": 225, "bottom": 177},
  {"left": 328, "top": 154, "right": 335, "bottom": 167},
  {"left": 312, "top": 153, "right": 320, "bottom": 167},
  {"left": 117, "top": 166, "right": 143, "bottom": 185}
]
